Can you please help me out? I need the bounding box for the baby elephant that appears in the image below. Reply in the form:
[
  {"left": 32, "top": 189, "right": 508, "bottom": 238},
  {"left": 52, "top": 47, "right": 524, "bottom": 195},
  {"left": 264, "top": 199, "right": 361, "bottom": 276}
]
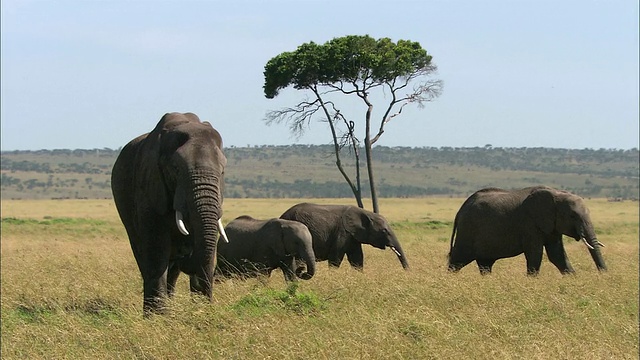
[
  {"left": 448, "top": 186, "right": 607, "bottom": 275},
  {"left": 215, "top": 216, "right": 316, "bottom": 281}
]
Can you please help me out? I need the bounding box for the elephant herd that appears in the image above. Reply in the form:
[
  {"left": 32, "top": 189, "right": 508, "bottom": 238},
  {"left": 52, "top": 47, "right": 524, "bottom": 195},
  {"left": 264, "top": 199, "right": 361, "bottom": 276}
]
[{"left": 111, "top": 112, "right": 607, "bottom": 315}]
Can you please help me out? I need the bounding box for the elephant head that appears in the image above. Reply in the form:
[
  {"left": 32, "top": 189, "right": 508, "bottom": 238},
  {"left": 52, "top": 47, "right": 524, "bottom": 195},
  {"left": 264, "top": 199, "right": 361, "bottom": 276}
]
[
  {"left": 343, "top": 207, "right": 409, "bottom": 270},
  {"left": 524, "top": 188, "right": 607, "bottom": 271},
  {"left": 273, "top": 220, "right": 316, "bottom": 280}
]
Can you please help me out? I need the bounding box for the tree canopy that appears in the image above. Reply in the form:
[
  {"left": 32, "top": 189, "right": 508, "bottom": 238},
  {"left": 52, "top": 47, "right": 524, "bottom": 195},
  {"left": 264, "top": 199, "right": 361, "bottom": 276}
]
[{"left": 264, "top": 35, "right": 436, "bottom": 99}]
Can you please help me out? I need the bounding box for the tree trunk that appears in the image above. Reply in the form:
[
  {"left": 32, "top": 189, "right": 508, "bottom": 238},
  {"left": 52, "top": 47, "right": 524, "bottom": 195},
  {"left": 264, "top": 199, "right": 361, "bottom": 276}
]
[
  {"left": 364, "top": 102, "right": 379, "bottom": 213},
  {"left": 313, "top": 87, "right": 363, "bottom": 208}
]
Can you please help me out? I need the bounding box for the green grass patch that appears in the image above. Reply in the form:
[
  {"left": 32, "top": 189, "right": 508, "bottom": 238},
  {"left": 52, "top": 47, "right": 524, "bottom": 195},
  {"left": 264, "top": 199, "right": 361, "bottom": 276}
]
[
  {"left": 232, "top": 283, "right": 325, "bottom": 317},
  {"left": 1, "top": 216, "right": 120, "bottom": 237},
  {"left": 392, "top": 219, "right": 453, "bottom": 231},
  {"left": 1, "top": 217, "right": 106, "bottom": 226},
  {"left": 12, "top": 303, "right": 57, "bottom": 324}
]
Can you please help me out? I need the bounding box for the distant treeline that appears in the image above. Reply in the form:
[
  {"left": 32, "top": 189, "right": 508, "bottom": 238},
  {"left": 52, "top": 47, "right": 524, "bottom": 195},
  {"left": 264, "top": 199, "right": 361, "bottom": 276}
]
[
  {"left": 1, "top": 145, "right": 638, "bottom": 200},
  {"left": 369, "top": 146, "right": 638, "bottom": 177}
]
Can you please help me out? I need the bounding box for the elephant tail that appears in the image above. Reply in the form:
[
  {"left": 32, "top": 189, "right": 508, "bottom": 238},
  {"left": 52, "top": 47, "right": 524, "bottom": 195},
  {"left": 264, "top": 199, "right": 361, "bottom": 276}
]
[{"left": 448, "top": 215, "right": 458, "bottom": 260}]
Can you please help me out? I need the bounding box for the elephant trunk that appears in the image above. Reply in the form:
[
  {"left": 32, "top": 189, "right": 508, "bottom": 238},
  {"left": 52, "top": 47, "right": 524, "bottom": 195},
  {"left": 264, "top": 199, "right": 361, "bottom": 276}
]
[
  {"left": 581, "top": 222, "right": 607, "bottom": 272},
  {"left": 389, "top": 238, "right": 409, "bottom": 270},
  {"left": 295, "top": 242, "right": 316, "bottom": 280},
  {"left": 587, "top": 244, "right": 607, "bottom": 271},
  {"left": 178, "top": 171, "right": 224, "bottom": 298}
]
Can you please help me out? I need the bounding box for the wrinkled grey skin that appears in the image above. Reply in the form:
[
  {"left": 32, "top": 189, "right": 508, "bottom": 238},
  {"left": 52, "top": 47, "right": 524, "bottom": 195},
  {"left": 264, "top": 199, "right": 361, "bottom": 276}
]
[
  {"left": 448, "top": 186, "right": 607, "bottom": 275},
  {"left": 215, "top": 215, "right": 316, "bottom": 281},
  {"left": 111, "top": 112, "right": 226, "bottom": 315},
  {"left": 280, "top": 203, "right": 409, "bottom": 270}
]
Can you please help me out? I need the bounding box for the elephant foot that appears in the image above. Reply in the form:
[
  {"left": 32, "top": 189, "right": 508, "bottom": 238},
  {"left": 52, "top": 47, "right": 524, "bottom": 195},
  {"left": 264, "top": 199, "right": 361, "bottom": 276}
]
[
  {"left": 447, "top": 263, "right": 464, "bottom": 272},
  {"left": 143, "top": 300, "right": 168, "bottom": 317}
]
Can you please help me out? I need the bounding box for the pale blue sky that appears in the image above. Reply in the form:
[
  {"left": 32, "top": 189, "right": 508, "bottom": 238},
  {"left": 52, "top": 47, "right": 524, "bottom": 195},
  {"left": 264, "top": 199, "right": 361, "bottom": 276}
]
[{"left": 1, "top": 0, "right": 638, "bottom": 151}]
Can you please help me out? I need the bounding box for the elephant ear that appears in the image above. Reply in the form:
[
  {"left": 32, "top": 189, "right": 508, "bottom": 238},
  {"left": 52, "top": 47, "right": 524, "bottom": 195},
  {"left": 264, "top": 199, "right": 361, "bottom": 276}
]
[
  {"left": 266, "top": 220, "right": 287, "bottom": 256},
  {"left": 135, "top": 129, "right": 183, "bottom": 214},
  {"left": 523, "top": 188, "right": 556, "bottom": 234},
  {"left": 343, "top": 207, "right": 370, "bottom": 243}
]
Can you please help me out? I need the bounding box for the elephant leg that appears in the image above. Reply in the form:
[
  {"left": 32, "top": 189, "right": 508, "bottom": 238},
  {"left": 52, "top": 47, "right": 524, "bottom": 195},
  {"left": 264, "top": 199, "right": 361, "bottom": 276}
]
[
  {"left": 189, "top": 275, "right": 200, "bottom": 292},
  {"left": 280, "top": 258, "right": 297, "bottom": 282},
  {"left": 523, "top": 247, "right": 544, "bottom": 276},
  {"left": 328, "top": 246, "right": 347, "bottom": 268},
  {"left": 346, "top": 243, "right": 364, "bottom": 271},
  {"left": 139, "top": 231, "right": 172, "bottom": 315},
  {"left": 476, "top": 259, "right": 496, "bottom": 275},
  {"left": 447, "top": 262, "right": 467, "bottom": 272},
  {"left": 544, "top": 240, "right": 575, "bottom": 274},
  {"left": 167, "top": 263, "right": 181, "bottom": 296},
  {"left": 142, "top": 267, "right": 169, "bottom": 316},
  {"left": 447, "top": 245, "right": 474, "bottom": 272}
]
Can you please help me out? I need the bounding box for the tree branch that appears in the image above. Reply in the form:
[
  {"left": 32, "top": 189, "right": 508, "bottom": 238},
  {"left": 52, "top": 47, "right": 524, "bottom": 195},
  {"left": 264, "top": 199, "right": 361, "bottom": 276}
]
[{"left": 264, "top": 97, "right": 323, "bottom": 139}]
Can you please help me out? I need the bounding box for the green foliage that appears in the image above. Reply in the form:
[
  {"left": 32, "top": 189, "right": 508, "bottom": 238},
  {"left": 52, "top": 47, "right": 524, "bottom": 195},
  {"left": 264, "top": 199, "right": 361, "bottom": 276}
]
[
  {"left": 232, "top": 282, "right": 325, "bottom": 316},
  {"left": 263, "top": 35, "right": 434, "bottom": 98}
]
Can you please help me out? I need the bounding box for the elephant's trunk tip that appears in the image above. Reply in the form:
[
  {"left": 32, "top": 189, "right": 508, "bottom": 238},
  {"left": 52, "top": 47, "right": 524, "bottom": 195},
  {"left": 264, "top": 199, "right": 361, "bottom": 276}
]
[
  {"left": 295, "top": 266, "right": 314, "bottom": 280},
  {"left": 583, "top": 237, "right": 607, "bottom": 272}
]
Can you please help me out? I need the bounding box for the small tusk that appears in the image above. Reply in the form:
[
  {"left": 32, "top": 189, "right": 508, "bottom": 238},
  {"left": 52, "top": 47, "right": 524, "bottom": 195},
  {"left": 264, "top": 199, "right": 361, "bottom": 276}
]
[
  {"left": 581, "top": 238, "right": 594, "bottom": 250},
  {"left": 594, "top": 239, "right": 605, "bottom": 247},
  {"left": 176, "top": 211, "right": 189, "bottom": 236},
  {"left": 390, "top": 246, "right": 401, "bottom": 257},
  {"left": 218, "top": 218, "right": 229, "bottom": 243}
]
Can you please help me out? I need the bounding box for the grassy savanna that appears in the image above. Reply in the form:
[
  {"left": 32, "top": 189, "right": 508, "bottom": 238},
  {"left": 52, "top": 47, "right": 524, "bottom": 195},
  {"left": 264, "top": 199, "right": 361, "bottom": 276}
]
[{"left": 1, "top": 198, "right": 638, "bottom": 359}]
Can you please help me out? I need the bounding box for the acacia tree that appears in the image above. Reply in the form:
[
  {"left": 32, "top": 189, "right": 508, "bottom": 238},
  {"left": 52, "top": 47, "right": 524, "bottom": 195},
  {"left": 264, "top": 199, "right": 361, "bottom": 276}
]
[{"left": 263, "top": 35, "right": 442, "bottom": 212}]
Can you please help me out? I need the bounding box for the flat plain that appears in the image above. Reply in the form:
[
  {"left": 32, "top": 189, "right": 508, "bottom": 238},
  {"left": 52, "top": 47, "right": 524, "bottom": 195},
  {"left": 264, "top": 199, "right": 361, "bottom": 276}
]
[{"left": 1, "top": 198, "right": 638, "bottom": 359}]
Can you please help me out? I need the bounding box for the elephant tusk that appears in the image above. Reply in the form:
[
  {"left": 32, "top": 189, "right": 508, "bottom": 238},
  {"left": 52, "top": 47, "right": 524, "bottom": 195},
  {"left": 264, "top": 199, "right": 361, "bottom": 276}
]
[
  {"left": 176, "top": 211, "right": 189, "bottom": 236},
  {"left": 218, "top": 218, "right": 229, "bottom": 243},
  {"left": 390, "top": 246, "right": 402, "bottom": 257},
  {"left": 581, "top": 238, "right": 594, "bottom": 250}
]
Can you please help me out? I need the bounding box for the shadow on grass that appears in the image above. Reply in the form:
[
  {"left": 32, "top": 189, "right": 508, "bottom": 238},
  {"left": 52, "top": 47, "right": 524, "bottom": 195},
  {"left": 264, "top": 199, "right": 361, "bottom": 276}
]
[{"left": 10, "top": 296, "right": 124, "bottom": 324}]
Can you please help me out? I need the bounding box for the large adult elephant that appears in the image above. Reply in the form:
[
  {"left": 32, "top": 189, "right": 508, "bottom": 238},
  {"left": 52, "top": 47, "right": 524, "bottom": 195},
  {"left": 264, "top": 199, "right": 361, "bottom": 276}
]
[
  {"left": 448, "top": 186, "right": 607, "bottom": 275},
  {"left": 280, "top": 203, "right": 409, "bottom": 270},
  {"left": 215, "top": 215, "right": 316, "bottom": 281},
  {"left": 111, "top": 112, "right": 227, "bottom": 315}
]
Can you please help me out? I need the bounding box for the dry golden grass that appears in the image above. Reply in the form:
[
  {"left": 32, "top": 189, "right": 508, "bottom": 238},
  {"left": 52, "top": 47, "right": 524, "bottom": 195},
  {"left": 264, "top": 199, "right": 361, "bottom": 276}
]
[{"left": 1, "top": 198, "right": 638, "bottom": 359}]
